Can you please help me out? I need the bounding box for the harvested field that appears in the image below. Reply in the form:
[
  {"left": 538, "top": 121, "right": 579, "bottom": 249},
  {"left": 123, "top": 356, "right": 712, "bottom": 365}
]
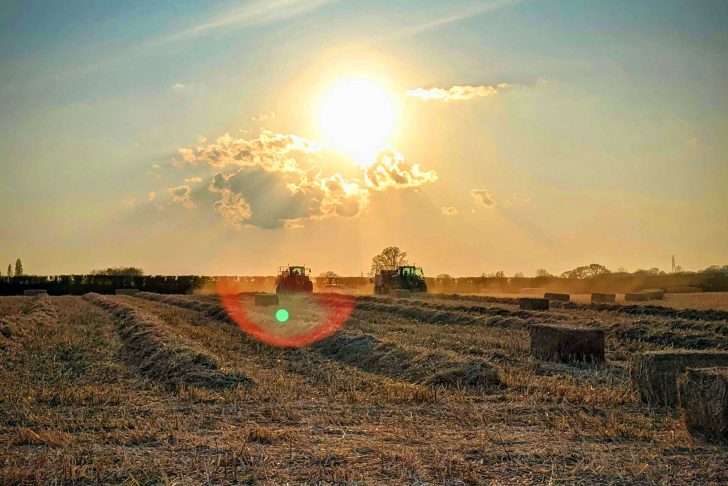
[{"left": 1, "top": 293, "right": 727, "bottom": 484}]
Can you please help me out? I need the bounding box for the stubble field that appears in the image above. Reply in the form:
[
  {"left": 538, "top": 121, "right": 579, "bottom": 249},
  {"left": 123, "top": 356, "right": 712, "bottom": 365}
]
[{"left": 1, "top": 291, "right": 727, "bottom": 484}]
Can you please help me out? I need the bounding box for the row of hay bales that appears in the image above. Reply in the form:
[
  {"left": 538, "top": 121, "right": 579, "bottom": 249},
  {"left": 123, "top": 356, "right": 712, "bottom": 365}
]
[
  {"left": 526, "top": 313, "right": 728, "bottom": 443},
  {"left": 521, "top": 289, "right": 667, "bottom": 304},
  {"left": 632, "top": 350, "right": 728, "bottom": 443}
]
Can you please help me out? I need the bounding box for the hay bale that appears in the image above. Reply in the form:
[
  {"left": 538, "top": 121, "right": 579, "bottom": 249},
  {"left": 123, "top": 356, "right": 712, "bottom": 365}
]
[
  {"left": 391, "top": 289, "right": 411, "bottom": 298},
  {"left": 591, "top": 293, "right": 615, "bottom": 303},
  {"left": 254, "top": 293, "right": 279, "bottom": 306},
  {"left": 666, "top": 286, "right": 703, "bottom": 294},
  {"left": 530, "top": 324, "right": 605, "bottom": 363},
  {"left": 519, "top": 288, "right": 545, "bottom": 295},
  {"left": 115, "top": 288, "right": 140, "bottom": 295},
  {"left": 519, "top": 297, "right": 549, "bottom": 310},
  {"left": 679, "top": 367, "right": 728, "bottom": 443},
  {"left": 625, "top": 292, "right": 649, "bottom": 302},
  {"left": 544, "top": 292, "right": 570, "bottom": 302},
  {"left": 641, "top": 288, "right": 665, "bottom": 300},
  {"left": 23, "top": 289, "right": 48, "bottom": 296},
  {"left": 631, "top": 351, "right": 728, "bottom": 406}
]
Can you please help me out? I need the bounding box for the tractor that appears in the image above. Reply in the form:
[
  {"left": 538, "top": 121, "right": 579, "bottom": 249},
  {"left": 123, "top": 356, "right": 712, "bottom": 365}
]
[
  {"left": 374, "top": 266, "right": 428, "bottom": 295},
  {"left": 275, "top": 266, "right": 313, "bottom": 294}
]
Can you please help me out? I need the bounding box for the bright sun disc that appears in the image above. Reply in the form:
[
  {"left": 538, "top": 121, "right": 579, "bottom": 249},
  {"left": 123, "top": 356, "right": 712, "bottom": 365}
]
[{"left": 318, "top": 78, "right": 396, "bottom": 164}]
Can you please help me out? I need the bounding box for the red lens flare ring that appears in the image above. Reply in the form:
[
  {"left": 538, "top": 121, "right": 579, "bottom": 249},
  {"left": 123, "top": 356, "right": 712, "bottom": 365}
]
[{"left": 216, "top": 279, "right": 355, "bottom": 347}]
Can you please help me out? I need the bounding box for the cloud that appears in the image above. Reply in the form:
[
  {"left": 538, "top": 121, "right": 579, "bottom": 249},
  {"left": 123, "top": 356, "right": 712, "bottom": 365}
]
[
  {"left": 164, "top": 0, "right": 336, "bottom": 43},
  {"left": 171, "top": 82, "right": 197, "bottom": 92},
  {"left": 252, "top": 112, "right": 276, "bottom": 122},
  {"left": 214, "top": 188, "right": 253, "bottom": 228},
  {"left": 148, "top": 192, "right": 156, "bottom": 201},
  {"left": 168, "top": 185, "right": 195, "bottom": 209},
  {"left": 407, "top": 83, "right": 511, "bottom": 102},
  {"left": 164, "top": 131, "right": 437, "bottom": 229},
  {"left": 471, "top": 189, "right": 497, "bottom": 208},
  {"left": 364, "top": 149, "right": 438, "bottom": 191},
  {"left": 441, "top": 206, "right": 458, "bottom": 216},
  {"left": 176, "top": 130, "right": 321, "bottom": 171}
]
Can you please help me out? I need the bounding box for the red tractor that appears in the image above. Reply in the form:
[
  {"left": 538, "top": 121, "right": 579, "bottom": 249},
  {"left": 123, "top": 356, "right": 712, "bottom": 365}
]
[{"left": 275, "top": 266, "right": 313, "bottom": 294}]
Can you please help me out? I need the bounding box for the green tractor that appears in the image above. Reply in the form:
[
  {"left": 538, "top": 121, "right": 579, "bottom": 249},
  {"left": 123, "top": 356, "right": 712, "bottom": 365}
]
[
  {"left": 276, "top": 266, "right": 313, "bottom": 294},
  {"left": 374, "top": 266, "right": 427, "bottom": 295}
]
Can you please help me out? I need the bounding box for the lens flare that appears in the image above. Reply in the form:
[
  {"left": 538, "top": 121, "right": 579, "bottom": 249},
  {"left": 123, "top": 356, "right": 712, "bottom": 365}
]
[
  {"left": 216, "top": 279, "right": 355, "bottom": 347},
  {"left": 275, "top": 308, "right": 290, "bottom": 323}
]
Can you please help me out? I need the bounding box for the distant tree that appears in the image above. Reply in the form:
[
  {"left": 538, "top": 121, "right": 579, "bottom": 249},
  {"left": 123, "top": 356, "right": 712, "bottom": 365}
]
[
  {"left": 674, "top": 265, "right": 684, "bottom": 273},
  {"left": 700, "top": 265, "right": 728, "bottom": 274},
  {"left": 535, "top": 268, "right": 552, "bottom": 277},
  {"left": 513, "top": 272, "right": 525, "bottom": 278},
  {"left": 90, "top": 266, "right": 144, "bottom": 276},
  {"left": 14, "top": 259, "right": 23, "bottom": 276},
  {"left": 6, "top": 264, "right": 11, "bottom": 278},
  {"left": 487, "top": 270, "right": 506, "bottom": 278},
  {"left": 436, "top": 273, "right": 453, "bottom": 280},
  {"left": 616, "top": 267, "right": 628, "bottom": 273},
  {"left": 370, "top": 247, "right": 408, "bottom": 275},
  {"left": 560, "top": 263, "right": 611, "bottom": 279}
]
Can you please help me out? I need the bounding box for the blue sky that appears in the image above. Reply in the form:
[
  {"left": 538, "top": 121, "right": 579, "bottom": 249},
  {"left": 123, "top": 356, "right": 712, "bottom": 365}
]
[{"left": 1, "top": 0, "right": 726, "bottom": 276}]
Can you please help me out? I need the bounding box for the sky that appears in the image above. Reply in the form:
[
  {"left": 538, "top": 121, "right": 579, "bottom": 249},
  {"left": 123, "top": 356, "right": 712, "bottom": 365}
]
[{"left": 1, "top": 0, "right": 727, "bottom": 277}]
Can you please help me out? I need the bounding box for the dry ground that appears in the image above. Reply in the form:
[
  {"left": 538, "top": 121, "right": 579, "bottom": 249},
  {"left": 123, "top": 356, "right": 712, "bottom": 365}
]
[{"left": 1, "top": 292, "right": 727, "bottom": 484}]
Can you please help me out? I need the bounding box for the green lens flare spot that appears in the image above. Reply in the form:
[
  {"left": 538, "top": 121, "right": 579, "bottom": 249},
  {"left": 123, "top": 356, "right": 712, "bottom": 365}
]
[{"left": 275, "top": 308, "right": 290, "bottom": 323}]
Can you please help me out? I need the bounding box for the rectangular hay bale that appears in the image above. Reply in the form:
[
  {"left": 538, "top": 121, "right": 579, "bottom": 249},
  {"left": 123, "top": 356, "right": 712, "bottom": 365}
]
[
  {"left": 115, "top": 288, "right": 140, "bottom": 295},
  {"left": 678, "top": 367, "right": 728, "bottom": 443},
  {"left": 530, "top": 324, "right": 605, "bottom": 363},
  {"left": 625, "top": 292, "right": 649, "bottom": 302},
  {"left": 591, "top": 293, "right": 615, "bottom": 303},
  {"left": 631, "top": 351, "right": 728, "bottom": 406},
  {"left": 641, "top": 288, "right": 665, "bottom": 300},
  {"left": 519, "top": 297, "right": 549, "bottom": 310},
  {"left": 391, "top": 289, "right": 411, "bottom": 298},
  {"left": 23, "top": 289, "right": 48, "bottom": 296},
  {"left": 254, "top": 293, "right": 279, "bottom": 306},
  {"left": 544, "top": 292, "right": 570, "bottom": 302}
]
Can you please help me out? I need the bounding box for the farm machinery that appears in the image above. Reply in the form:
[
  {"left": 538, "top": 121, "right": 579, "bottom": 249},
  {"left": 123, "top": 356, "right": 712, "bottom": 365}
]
[
  {"left": 374, "top": 266, "right": 428, "bottom": 295},
  {"left": 275, "top": 266, "right": 313, "bottom": 294}
]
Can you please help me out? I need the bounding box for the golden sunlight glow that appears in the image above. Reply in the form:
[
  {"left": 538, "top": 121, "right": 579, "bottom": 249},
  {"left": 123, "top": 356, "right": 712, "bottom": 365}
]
[{"left": 318, "top": 78, "right": 396, "bottom": 165}]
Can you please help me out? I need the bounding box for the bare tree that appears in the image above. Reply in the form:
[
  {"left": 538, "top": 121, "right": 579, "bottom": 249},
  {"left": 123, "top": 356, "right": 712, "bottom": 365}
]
[
  {"left": 370, "top": 247, "right": 408, "bottom": 275},
  {"left": 14, "top": 259, "right": 22, "bottom": 276},
  {"left": 535, "top": 268, "right": 552, "bottom": 277}
]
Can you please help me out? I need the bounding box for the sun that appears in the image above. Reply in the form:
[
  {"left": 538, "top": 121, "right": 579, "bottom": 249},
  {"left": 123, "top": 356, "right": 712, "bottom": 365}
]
[{"left": 318, "top": 78, "right": 396, "bottom": 164}]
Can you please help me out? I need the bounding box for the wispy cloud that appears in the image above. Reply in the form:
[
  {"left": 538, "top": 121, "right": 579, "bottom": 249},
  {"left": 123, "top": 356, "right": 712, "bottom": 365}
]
[
  {"left": 56, "top": 0, "right": 336, "bottom": 82},
  {"left": 407, "top": 83, "right": 511, "bottom": 102},
  {"left": 163, "top": 0, "right": 338, "bottom": 43},
  {"left": 384, "top": 0, "right": 525, "bottom": 41}
]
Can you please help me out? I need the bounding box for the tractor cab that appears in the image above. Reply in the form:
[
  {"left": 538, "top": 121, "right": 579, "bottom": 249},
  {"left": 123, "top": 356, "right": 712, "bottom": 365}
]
[
  {"left": 276, "top": 265, "right": 313, "bottom": 294},
  {"left": 396, "top": 266, "right": 424, "bottom": 278},
  {"left": 374, "top": 265, "right": 427, "bottom": 294}
]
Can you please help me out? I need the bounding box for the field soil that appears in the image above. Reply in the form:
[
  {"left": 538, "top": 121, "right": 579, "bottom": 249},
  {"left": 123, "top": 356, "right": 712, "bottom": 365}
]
[{"left": 1, "top": 292, "right": 727, "bottom": 484}]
